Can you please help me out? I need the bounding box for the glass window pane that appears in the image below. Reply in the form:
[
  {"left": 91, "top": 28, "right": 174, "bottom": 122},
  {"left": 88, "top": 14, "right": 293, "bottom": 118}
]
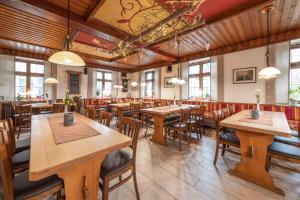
[
  {"left": 97, "top": 72, "right": 103, "bottom": 79},
  {"left": 290, "top": 68, "right": 300, "bottom": 85},
  {"left": 15, "top": 75, "right": 27, "bottom": 97},
  {"left": 189, "top": 65, "right": 200, "bottom": 75},
  {"left": 104, "top": 73, "right": 112, "bottom": 80},
  {"left": 203, "top": 63, "right": 210, "bottom": 73},
  {"left": 291, "top": 48, "right": 300, "bottom": 63},
  {"left": 30, "top": 64, "right": 44, "bottom": 73},
  {"left": 203, "top": 76, "right": 210, "bottom": 88},
  {"left": 104, "top": 81, "right": 111, "bottom": 90},
  {"left": 30, "top": 77, "right": 44, "bottom": 97},
  {"left": 146, "top": 72, "right": 153, "bottom": 80},
  {"left": 15, "top": 62, "right": 27, "bottom": 72}
]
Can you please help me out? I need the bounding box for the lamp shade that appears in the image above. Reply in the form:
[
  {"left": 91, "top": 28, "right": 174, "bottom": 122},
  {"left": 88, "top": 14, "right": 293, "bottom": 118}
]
[
  {"left": 258, "top": 67, "right": 281, "bottom": 79},
  {"left": 170, "top": 77, "right": 179, "bottom": 84},
  {"left": 177, "top": 79, "right": 186, "bottom": 85},
  {"left": 48, "top": 51, "right": 85, "bottom": 67},
  {"left": 44, "top": 77, "right": 58, "bottom": 84},
  {"left": 140, "top": 82, "right": 146, "bottom": 87},
  {"left": 131, "top": 81, "right": 138, "bottom": 87}
]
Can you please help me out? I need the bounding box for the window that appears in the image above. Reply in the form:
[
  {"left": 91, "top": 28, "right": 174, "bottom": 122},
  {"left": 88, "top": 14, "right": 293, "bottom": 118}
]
[
  {"left": 145, "top": 71, "right": 155, "bottom": 97},
  {"left": 96, "top": 71, "right": 112, "bottom": 97},
  {"left": 290, "top": 44, "right": 300, "bottom": 100},
  {"left": 188, "top": 59, "right": 211, "bottom": 99},
  {"left": 15, "top": 60, "right": 44, "bottom": 98}
]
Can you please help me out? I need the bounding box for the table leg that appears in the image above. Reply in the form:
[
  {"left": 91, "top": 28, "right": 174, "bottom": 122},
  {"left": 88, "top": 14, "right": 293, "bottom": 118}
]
[
  {"left": 58, "top": 156, "right": 104, "bottom": 200},
  {"left": 116, "top": 107, "right": 124, "bottom": 128},
  {"left": 230, "top": 130, "right": 284, "bottom": 196},
  {"left": 151, "top": 115, "right": 165, "bottom": 145}
]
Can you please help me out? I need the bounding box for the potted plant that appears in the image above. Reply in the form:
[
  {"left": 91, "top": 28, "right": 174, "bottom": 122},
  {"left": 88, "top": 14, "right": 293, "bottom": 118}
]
[
  {"left": 96, "top": 89, "right": 100, "bottom": 97},
  {"left": 289, "top": 86, "right": 300, "bottom": 106},
  {"left": 251, "top": 89, "right": 261, "bottom": 119}
]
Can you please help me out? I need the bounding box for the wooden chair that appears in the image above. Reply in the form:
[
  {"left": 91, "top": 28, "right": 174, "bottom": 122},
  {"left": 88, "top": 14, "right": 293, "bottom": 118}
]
[
  {"left": 0, "top": 138, "right": 64, "bottom": 199},
  {"left": 213, "top": 109, "right": 240, "bottom": 165},
  {"left": 123, "top": 103, "right": 141, "bottom": 119},
  {"left": 141, "top": 103, "right": 155, "bottom": 137},
  {"left": 99, "top": 117, "right": 141, "bottom": 200},
  {"left": 93, "top": 100, "right": 100, "bottom": 109},
  {"left": 0, "top": 121, "right": 29, "bottom": 174},
  {"left": 165, "top": 108, "right": 191, "bottom": 151},
  {"left": 188, "top": 105, "right": 206, "bottom": 140},
  {"left": 55, "top": 99, "right": 64, "bottom": 103},
  {"left": 266, "top": 142, "right": 300, "bottom": 174},
  {"left": 53, "top": 103, "right": 65, "bottom": 113},
  {"left": 98, "top": 111, "right": 111, "bottom": 127},
  {"left": 85, "top": 106, "right": 96, "bottom": 120},
  {"left": 14, "top": 105, "right": 32, "bottom": 138}
]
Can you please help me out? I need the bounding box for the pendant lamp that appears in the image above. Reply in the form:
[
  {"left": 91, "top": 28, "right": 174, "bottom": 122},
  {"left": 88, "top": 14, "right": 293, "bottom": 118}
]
[
  {"left": 258, "top": 6, "right": 280, "bottom": 79},
  {"left": 48, "top": 0, "right": 85, "bottom": 67},
  {"left": 44, "top": 63, "right": 58, "bottom": 84}
]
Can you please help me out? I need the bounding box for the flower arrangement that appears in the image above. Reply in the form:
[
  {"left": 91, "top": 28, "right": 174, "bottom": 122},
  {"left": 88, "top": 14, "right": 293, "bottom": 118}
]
[
  {"left": 64, "top": 90, "right": 73, "bottom": 106},
  {"left": 255, "top": 89, "right": 261, "bottom": 104}
]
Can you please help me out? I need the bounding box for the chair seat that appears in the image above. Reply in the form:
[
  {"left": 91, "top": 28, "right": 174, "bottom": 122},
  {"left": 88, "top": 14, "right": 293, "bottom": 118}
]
[
  {"left": 291, "top": 129, "right": 299, "bottom": 137},
  {"left": 226, "top": 128, "right": 236, "bottom": 133},
  {"left": 164, "top": 115, "right": 180, "bottom": 125},
  {"left": 220, "top": 132, "right": 240, "bottom": 145},
  {"left": 13, "top": 170, "right": 63, "bottom": 200},
  {"left": 100, "top": 147, "right": 133, "bottom": 178},
  {"left": 269, "top": 142, "right": 300, "bottom": 160},
  {"left": 202, "top": 118, "right": 216, "bottom": 129},
  {"left": 12, "top": 149, "right": 30, "bottom": 167},
  {"left": 274, "top": 135, "right": 300, "bottom": 147},
  {"left": 16, "top": 137, "right": 31, "bottom": 153},
  {"left": 187, "top": 119, "right": 201, "bottom": 124},
  {"left": 166, "top": 122, "right": 188, "bottom": 129}
]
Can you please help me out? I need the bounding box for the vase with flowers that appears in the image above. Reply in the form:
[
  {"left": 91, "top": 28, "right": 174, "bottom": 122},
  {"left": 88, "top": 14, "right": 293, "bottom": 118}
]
[
  {"left": 63, "top": 90, "right": 74, "bottom": 126},
  {"left": 251, "top": 89, "right": 261, "bottom": 119}
]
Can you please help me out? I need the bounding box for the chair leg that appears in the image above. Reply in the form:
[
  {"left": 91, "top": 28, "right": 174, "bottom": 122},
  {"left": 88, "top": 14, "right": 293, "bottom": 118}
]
[
  {"left": 265, "top": 153, "right": 271, "bottom": 172},
  {"left": 17, "top": 124, "right": 21, "bottom": 139},
  {"left": 221, "top": 144, "right": 226, "bottom": 156},
  {"left": 213, "top": 142, "right": 220, "bottom": 165},
  {"left": 102, "top": 178, "right": 109, "bottom": 200},
  {"left": 179, "top": 133, "right": 182, "bottom": 151},
  {"left": 132, "top": 168, "right": 140, "bottom": 200},
  {"left": 56, "top": 190, "right": 62, "bottom": 200},
  {"left": 202, "top": 127, "right": 205, "bottom": 135}
]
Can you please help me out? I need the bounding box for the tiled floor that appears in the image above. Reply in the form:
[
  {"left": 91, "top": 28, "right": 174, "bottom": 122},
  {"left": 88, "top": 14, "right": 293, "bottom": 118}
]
[
  {"left": 21, "top": 124, "right": 300, "bottom": 200},
  {"left": 106, "top": 127, "right": 300, "bottom": 200}
]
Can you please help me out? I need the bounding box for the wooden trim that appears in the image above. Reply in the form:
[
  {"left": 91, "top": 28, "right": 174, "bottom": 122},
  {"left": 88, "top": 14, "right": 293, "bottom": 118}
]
[{"left": 66, "top": 70, "right": 82, "bottom": 95}]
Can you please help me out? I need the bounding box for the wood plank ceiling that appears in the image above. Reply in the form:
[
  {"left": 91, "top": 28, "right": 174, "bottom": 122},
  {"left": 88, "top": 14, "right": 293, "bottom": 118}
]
[{"left": 0, "top": 0, "right": 299, "bottom": 72}]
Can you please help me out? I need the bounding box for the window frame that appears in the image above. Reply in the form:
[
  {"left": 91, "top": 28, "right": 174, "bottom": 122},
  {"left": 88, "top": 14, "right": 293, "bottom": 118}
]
[
  {"left": 96, "top": 70, "right": 112, "bottom": 97},
  {"left": 289, "top": 44, "right": 300, "bottom": 101},
  {"left": 144, "top": 71, "right": 155, "bottom": 97},
  {"left": 15, "top": 59, "right": 45, "bottom": 99},
  {"left": 188, "top": 60, "right": 211, "bottom": 99}
]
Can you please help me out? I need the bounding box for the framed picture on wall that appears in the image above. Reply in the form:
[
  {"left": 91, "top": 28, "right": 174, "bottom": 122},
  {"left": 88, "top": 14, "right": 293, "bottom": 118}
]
[
  {"left": 233, "top": 67, "right": 256, "bottom": 84},
  {"left": 164, "top": 77, "right": 175, "bottom": 88},
  {"left": 67, "top": 71, "right": 81, "bottom": 95}
]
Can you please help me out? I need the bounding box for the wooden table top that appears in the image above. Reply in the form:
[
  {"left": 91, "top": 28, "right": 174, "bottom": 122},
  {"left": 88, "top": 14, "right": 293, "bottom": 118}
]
[
  {"left": 109, "top": 102, "right": 141, "bottom": 108},
  {"left": 29, "top": 113, "right": 132, "bottom": 181},
  {"left": 220, "top": 110, "right": 291, "bottom": 137},
  {"left": 141, "top": 104, "right": 198, "bottom": 116},
  {"left": 29, "top": 103, "right": 64, "bottom": 109}
]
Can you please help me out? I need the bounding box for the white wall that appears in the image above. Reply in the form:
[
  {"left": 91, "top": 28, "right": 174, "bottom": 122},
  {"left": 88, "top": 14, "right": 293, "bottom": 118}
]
[
  {"left": 160, "top": 64, "right": 181, "bottom": 99},
  {"left": 0, "top": 55, "right": 15, "bottom": 101},
  {"left": 223, "top": 47, "right": 267, "bottom": 103},
  {"left": 56, "top": 65, "right": 88, "bottom": 99}
]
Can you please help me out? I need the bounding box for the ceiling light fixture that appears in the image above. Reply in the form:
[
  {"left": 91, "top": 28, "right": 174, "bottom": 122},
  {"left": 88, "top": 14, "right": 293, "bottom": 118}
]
[
  {"left": 44, "top": 63, "right": 58, "bottom": 84},
  {"left": 131, "top": 81, "right": 138, "bottom": 87},
  {"left": 258, "top": 6, "right": 280, "bottom": 79},
  {"left": 48, "top": 0, "right": 85, "bottom": 67}
]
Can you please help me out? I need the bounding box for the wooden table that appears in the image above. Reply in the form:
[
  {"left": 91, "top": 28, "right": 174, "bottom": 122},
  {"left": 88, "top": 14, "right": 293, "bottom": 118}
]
[
  {"left": 29, "top": 103, "right": 64, "bottom": 114},
  {"left": 141, "top": 104, "right": 198, "bottom": 145},
  {"left": 220, "top": 110, "right": 291, "bottom": 195},
  {"left": 29, "top": 113, "right": 131, "bottom": 200}
]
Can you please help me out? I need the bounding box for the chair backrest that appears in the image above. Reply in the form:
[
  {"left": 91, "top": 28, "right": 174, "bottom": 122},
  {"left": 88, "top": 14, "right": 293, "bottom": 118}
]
[
  {"left": 223, "top": 107, "right": 230, "bottom": 118},
  {"left": 53, "top": 103, "right": 64, "bottom": 113},
  {"left": 0, "top": 119, "right": 16, "bottom": 155},
  {"left": 85, "top": 107, "right": 96, "bottom": 120},
  {"left": 142, "top": 102, "right": 154, "bottom": 109},
  {"left": 130, "top": 103, "right": 141, "bottom": 111},
  {"left": 213, "top": 109, "right": 225, "bottom": 130},
  {"left": 179, "top": 108, "right": 191, "bottom": 124},
  {"left": 0, "top": 132, "right": 14, "bottom": 199},
  {"left": 228, "top": 105, "right": 235, "bottom": 116},
  {"left": 190, "top": 105, "right": 205, "bottom": 119},
  {"left": 98, "top": 111, "right": 111, "bottom": 127},
  {"left": 119, "top": 117, "right": 141, "bottom": 160},
  {"left": 16, "top": 105, "right": 32, "bottom": 122},
  {"left": 55, "top": 99, "right": 64, "bottom": 103},
  {"left": 93, "top": 100, "right": 100, "bottom": 107}
]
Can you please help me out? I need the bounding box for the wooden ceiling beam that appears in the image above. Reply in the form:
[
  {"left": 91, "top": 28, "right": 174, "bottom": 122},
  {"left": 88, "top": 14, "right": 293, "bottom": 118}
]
[
  {"left": 143, "top": 46, "right": 178, "bottom": 61},
  {"left": 85, "top": 0, "right": 104, "bottom": 21},
  {"left": 0, "top": 0, "right": 127, "bottom": 41},
  {"left": 133, "top": 28, "right": 300, "bottom": 72}
]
